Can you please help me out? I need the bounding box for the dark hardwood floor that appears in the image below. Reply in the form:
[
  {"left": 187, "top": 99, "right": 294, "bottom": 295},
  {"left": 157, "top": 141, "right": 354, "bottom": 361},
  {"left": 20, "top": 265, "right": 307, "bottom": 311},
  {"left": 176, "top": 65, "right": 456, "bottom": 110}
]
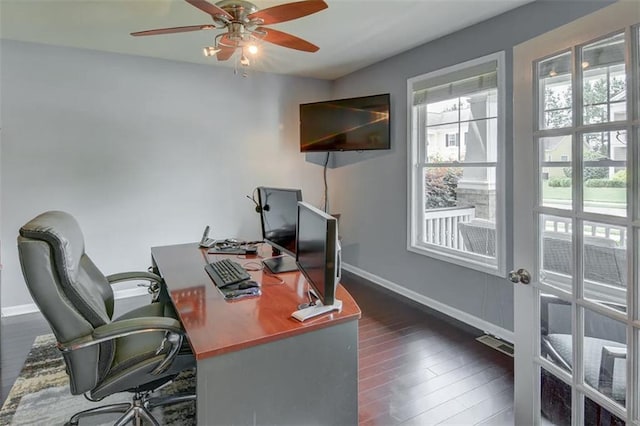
[
  {"left": 1, "top": 273, "right": 514, "bottom": 425},
  {"left": 344, "top": 273, "right": 514, "bottom": 425}
]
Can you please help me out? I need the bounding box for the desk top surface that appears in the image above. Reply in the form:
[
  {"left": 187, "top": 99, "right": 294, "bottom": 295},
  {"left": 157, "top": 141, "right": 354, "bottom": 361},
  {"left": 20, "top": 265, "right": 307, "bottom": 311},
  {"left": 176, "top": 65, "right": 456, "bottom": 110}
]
[{"left": 151, "top": 243, "right": 361, "bottom": 360}]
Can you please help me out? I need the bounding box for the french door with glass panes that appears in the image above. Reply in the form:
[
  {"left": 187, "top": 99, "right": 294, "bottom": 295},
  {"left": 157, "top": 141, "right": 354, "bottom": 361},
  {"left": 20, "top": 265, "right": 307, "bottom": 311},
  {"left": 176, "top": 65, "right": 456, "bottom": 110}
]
[{"left": 513, "top": 2, "right": 639, "bottom": 425}]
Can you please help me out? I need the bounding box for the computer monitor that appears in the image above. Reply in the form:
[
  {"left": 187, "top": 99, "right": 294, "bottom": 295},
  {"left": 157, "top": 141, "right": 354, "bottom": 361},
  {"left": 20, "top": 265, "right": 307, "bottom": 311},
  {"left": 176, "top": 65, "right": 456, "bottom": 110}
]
[
  {"left": 257, "top": 186, "right": 302, "bottom": 273},
  {"left": 295, "top": 202, "right": 341, "bottom": 306}
]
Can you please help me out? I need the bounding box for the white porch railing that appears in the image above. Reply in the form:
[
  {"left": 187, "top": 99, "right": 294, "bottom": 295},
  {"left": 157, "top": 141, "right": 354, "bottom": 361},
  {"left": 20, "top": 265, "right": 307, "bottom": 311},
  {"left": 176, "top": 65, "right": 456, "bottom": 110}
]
[
  {"left": 542, "top": 217, "right": 627, "bottom": 247},
  {"left": 424, "top": 207, "right": 627, "bottom": 251},
  {"left": 423, "top": 206, "right": 475, "bottom": 250}
]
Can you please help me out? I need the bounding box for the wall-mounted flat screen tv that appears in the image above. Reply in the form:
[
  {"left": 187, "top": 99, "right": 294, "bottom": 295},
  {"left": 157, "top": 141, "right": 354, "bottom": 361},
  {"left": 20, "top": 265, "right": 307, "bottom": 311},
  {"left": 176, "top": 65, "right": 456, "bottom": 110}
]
[{"left": 299, "top": 93, "right": 390, "bottom": 152}]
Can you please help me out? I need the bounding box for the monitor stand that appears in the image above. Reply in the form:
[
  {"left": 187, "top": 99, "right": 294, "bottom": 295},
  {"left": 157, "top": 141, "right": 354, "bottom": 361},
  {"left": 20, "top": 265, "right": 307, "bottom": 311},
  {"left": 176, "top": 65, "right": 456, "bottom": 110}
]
[
  {"left": 291, "top": 299, "right": 342, "bottom": 322},
  {"left": 262, "top": 254, "right": 298, "bottom": 274}
]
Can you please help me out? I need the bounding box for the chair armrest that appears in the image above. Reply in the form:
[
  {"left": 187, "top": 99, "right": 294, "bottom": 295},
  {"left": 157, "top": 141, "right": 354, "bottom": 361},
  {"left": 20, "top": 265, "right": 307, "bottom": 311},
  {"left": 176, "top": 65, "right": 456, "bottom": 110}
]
[
  {"left": 94, "top": 317, "right": 183, "bottom": 339},
  {"left": 107, "top": 271, "right": 163, "bottom": 300},
  {"left": 106, "top": 271, "right": 162, "bottom": 285},
  {"left": 58, "top": 317, "right": 183, "bottom": 352},
  {"left": 58, "top": 317, "right": 186, "bottom": 376}
]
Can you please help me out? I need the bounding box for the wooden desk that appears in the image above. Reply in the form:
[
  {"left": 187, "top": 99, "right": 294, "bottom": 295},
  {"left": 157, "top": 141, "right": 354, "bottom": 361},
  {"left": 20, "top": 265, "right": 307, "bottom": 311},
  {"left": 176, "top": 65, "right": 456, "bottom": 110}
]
[{"left": 151, "top": 243, "right": 361, "bottom": 425}]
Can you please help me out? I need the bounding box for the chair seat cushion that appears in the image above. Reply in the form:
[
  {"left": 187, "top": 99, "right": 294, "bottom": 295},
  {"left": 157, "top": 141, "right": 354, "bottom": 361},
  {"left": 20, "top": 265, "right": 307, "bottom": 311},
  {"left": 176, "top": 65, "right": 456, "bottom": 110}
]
[{"left": 547, "top": 334, "right": 626, "bottom": 402}]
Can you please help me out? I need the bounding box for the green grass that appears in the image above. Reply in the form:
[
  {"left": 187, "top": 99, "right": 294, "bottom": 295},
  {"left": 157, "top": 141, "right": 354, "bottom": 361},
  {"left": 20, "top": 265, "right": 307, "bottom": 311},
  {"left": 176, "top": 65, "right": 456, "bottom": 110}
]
[{"left": 542, "top": 182, "right": 626, "bottom": 204}]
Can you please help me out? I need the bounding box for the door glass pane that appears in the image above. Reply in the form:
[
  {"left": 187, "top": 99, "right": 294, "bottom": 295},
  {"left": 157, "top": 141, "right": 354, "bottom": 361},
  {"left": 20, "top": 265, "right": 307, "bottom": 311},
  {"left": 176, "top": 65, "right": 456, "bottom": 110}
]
[
  {"left": 540, "top": 293, "right": 572, "bottom": 372},
  {"left": 583, "top": 221, "right": 627, "bottom": 312},
  {"left": 585, "top": 397, "right": 625, "bottom": 425},
  {"left": 540, "top": 214, "right": 573, "bottom": 292},
  {"left": 583, "top": 307, "right": 627, "bottom": 407},
  {"left": 581, "top": 33, "right": 626, "bottom": 124},
  {"left": 582, "top": 130, "right": 627, "bottom": 217},
  {"left": 541, "top": 367, "right": 572, "bottom": 425},
  {"left": 540, "top": 135, "right": 572, "bottom": 209},
  {"left": 538, "top": 52, "right": 572, "bottom": 129}
]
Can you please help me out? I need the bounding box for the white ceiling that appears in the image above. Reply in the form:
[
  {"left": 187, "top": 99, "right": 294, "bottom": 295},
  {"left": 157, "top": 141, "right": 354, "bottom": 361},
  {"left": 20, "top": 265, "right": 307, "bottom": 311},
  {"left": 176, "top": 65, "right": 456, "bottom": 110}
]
[{"left": 0, "top": 0, "right": 534, "bottom": 80}]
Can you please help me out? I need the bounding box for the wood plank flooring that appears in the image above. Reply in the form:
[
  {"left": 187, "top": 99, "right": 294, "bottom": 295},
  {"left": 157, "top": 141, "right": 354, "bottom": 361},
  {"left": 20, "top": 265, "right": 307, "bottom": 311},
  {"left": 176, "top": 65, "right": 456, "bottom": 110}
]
[
  {"left": 1, "top": 273, "right": 514, "bottom": 425},
  {"left": 344, "top": 273, "right": 514, "bottom": 425}
]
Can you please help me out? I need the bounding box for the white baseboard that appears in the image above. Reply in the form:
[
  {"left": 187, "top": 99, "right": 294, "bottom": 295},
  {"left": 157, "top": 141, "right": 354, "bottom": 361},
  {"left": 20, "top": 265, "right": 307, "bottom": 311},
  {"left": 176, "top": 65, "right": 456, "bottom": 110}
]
[
  {"left": 342, "top": 263, "right": 514, "bottom": 343},
  {"left": 1, "top": 286, "right": 150, "bottom": 318}
]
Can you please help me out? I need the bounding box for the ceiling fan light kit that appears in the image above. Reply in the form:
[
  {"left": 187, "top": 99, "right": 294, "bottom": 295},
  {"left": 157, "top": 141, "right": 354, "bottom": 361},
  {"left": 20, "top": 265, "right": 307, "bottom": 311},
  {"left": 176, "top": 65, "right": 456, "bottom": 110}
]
[{"left": 131, "top": 0, "right": 327, "bottom": 70}]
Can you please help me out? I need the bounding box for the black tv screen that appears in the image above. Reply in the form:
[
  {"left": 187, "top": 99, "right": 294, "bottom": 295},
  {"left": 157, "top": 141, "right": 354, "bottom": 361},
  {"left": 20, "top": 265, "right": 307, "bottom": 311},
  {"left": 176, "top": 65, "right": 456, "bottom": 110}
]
[{"left": 300, "top": 93, "right": 390, "bottom": 152}]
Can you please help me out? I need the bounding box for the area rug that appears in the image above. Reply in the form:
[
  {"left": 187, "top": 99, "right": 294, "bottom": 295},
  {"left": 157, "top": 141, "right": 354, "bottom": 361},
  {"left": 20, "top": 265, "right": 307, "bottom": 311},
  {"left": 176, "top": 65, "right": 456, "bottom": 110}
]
[{"left": 0, "top": 334, "right": 196, "bottom": 425}]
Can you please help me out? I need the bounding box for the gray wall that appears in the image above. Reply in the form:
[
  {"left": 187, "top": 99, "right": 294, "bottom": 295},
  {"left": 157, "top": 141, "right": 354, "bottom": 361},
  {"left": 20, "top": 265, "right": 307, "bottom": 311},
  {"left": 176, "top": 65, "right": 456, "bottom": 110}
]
[
  {"left": 0, "top": 1, "right": 614, "bottom": 334},
  {"left": 327, "top": 0, "right": 613, "bottom": 333},
  {"left": 0, "top": 40, "right": 331, "bottom": 309}
]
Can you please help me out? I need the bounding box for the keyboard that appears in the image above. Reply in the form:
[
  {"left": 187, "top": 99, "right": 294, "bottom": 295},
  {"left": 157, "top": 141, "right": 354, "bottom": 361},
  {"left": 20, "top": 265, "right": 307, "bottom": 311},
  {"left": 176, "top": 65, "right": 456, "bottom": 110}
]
[{"left": 204, "top": 258, "right": 251, "bottom": 288}]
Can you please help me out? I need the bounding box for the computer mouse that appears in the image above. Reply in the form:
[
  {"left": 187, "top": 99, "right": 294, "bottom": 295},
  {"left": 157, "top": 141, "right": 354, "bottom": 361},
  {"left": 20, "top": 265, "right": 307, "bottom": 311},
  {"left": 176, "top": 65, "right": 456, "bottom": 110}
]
[{"left": 238, "top": 281, "right": 260, "bottom": 289}]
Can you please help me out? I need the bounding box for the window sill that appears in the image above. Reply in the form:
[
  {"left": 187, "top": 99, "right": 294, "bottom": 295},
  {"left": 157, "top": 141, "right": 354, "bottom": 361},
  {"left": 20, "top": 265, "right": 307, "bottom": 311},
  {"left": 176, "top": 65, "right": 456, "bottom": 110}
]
[{"left": 407, "top": 242, "right": 505, "bottom": 278}]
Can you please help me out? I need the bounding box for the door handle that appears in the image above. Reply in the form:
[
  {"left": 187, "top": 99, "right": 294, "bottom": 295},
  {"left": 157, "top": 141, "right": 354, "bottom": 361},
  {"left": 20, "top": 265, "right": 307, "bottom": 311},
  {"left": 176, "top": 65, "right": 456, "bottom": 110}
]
[{"left": 509, "top": 268, "right": 531, "bottom": 284}]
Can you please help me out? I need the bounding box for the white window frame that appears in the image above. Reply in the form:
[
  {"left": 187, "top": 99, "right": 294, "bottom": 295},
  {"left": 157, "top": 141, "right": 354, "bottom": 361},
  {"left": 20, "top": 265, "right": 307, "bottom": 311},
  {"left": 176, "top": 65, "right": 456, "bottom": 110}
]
[{"left": 407, "top": 51, "right": 507, "bottom": 277}]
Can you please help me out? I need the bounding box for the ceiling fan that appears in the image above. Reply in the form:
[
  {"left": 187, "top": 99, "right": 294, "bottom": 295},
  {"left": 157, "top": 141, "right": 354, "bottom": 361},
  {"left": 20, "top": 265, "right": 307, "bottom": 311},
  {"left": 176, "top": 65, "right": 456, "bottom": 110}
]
[{"left": 131, "top": 0, "right": 328, "bottom": 65}]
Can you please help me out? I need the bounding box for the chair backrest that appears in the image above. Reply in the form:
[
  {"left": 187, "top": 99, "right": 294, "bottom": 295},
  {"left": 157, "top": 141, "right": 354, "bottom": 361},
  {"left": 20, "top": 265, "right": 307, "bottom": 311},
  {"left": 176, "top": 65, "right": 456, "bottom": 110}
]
[
  {"left": 543, "top": 231, "right": 626, "bottom": 288},
  {"left": 17, "top": 211, "right": 116, "bottom": 394},
  {"left": 458, "top": 219, "right": 496, "bottom": 257}
]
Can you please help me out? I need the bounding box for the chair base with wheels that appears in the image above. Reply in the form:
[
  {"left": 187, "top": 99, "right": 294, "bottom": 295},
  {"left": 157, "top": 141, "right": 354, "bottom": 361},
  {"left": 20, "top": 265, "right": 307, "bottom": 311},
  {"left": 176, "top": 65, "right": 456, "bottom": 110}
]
[{"left": 67, "top": 385, "right": 196, "bottom": 426}]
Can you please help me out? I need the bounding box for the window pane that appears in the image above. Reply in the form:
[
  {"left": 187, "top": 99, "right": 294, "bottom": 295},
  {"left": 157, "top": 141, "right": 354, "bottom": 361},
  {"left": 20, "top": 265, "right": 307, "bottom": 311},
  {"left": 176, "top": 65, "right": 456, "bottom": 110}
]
[
  {"left": 582, "top": 130, "right": 627, "bottom": 218},
  {"left": 582, "top": 221, "right": 627, "bottom": 312},
  {"left": 581, "top": 33, "right": 626, "bottom": 124},
  {"left": 541, "top": 367, "right": 572, "bottom": 425},
  {"left": 423, "top": 166, "right": 497, "bottom": 258},
  {"left": 424, "top": 166, "right": 463, "bottom": 210},
  {"left": 540, "top": 214, "right": 573, "bottom": 293},
  {"left": 583, "top": 307, "right": 627, "bottom": 408},
  {"left": 427, "top": 99, "right": 460, "bottom": 124},
  {"left": 541, "top": 293, "right": 572, "bottom": 372},
  {"left": 459, "top": 88, "right": 498, "bottom": 121},
  {"left": 540, "top": 135, "right": 572, "bottom": 209},
  {"left": 585, "top": 397, "right": 625, "bottom": 425},
  {"left": 538, "top": 52, "right": 572, "bottom": 129},
  {"left": 426, "top": 96, "right": 498, "bottom": 163},
  {"left": 426, "top": 123, "right": 461, "bottom": 162}
]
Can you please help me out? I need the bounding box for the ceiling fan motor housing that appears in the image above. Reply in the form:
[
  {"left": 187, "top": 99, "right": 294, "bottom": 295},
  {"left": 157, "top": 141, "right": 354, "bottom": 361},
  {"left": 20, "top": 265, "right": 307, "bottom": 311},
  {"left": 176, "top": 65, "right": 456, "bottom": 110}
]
[{"left": 214, "top": 0, "right": 259, "bottom": 24}]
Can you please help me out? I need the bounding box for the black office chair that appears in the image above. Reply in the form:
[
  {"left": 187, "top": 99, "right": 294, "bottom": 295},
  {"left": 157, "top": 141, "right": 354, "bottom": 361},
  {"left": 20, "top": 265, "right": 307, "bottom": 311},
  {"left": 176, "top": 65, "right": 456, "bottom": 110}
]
[{"left": 17, "top": 210, "right": 195, "bottom": 425}]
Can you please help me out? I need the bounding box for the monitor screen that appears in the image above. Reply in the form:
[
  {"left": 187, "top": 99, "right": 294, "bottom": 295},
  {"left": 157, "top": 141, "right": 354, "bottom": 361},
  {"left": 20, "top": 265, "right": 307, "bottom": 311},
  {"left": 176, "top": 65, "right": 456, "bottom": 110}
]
[
  {"left": 257, "top": 187, "right": 302, "bottom": 257},
  {"left": 299, "top": 93, "right": 390, "bottom": 152},
  {"left": 296, "top": 202, "right": 340, "bottom": 306}
]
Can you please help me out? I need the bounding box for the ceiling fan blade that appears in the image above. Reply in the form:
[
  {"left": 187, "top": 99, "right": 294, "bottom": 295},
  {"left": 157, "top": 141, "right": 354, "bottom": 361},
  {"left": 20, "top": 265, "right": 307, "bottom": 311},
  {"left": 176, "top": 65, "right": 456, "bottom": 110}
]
[
  {"left": 257, "top": 27, "right": 319, "bottom": 52},
  {"left": 185, "top": 0, "right": 233, "bottom": 20},
  {"left": 131, "top": 24, "right": 215, "bottom": 37},
  {"left": 216, "top": 46, "right": 236, "bottom": 61},
  {"left": 248, "top": 0, "right": 327, "bottom": 25},
  {"left": 215, "top": 35, "right": 237, "bottom": 61}
]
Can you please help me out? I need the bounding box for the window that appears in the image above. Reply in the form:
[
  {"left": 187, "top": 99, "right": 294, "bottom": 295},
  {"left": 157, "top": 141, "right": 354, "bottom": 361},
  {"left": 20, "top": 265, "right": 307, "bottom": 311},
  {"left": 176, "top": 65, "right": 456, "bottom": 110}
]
[
  {"left": 445, "top": 133, "right": 459, "bottom": 147},
  {"left": 408, "top": 52, "right": 506, "bottom": 276}
]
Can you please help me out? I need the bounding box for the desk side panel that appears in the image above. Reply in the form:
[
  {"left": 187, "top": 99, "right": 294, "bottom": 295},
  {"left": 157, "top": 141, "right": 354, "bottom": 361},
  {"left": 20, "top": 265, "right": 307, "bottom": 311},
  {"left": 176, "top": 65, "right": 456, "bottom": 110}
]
[{"left": 196, "top": 320, "right": 358, "bottom": 425}]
